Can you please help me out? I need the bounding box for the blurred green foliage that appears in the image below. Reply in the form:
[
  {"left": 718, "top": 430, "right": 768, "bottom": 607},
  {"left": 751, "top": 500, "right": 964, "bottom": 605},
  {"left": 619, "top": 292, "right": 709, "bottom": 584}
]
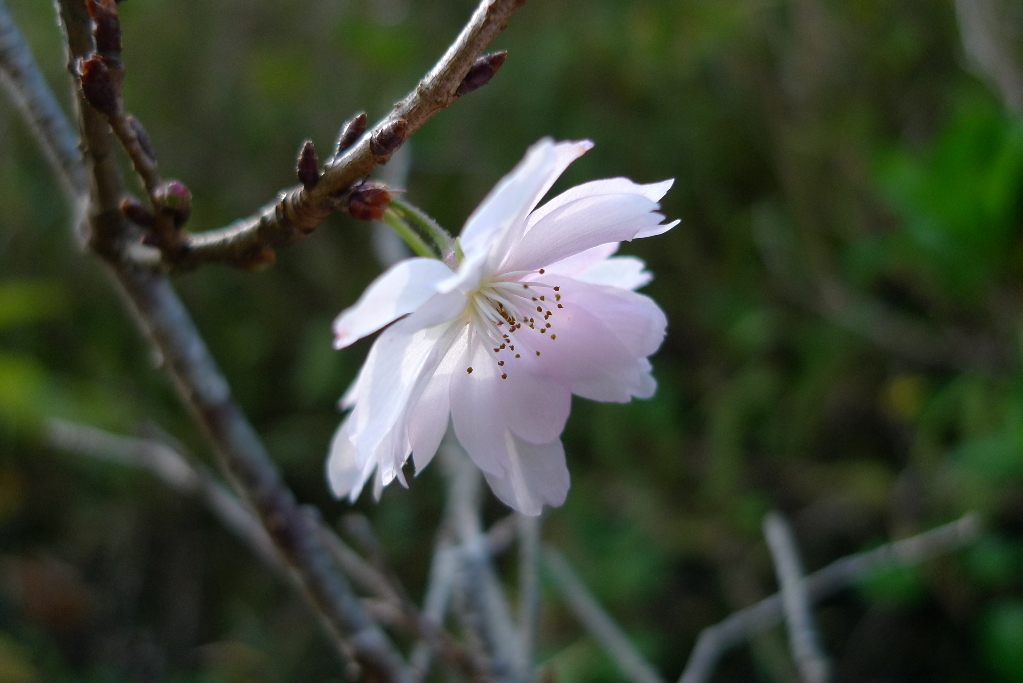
[{"left": 3, "top": 0, "right": 1023, "bottom": 681}]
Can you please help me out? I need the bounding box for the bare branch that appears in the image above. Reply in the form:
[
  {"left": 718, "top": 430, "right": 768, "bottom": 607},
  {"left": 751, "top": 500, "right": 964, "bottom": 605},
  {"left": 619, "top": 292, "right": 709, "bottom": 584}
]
[
  {"left": 0, "top": 0, "right": 85, "bottom": 201},
  {"left": 409, "top": 537, "right": 460, "bottom": 682},
  {"left": 171, "top": 0, "right": 523, "bottom": 271},
  {"left": 678, "top": 514, "right": 982, "bottom": 683},
  {"left": 516, "top": 514, "right": 541, "bottom": 680},
  {"left": 442, "top": 440, "right": 522, "bottom": 682},
  {"left": 46, "top": 418, "right": 285, "bottom": 572},
  {"left": 955, "top": 0, "right": 1023, "bottom": 114},
  {"left": 52, "top": 2, "right": 411, "bottom": 678},
  {"left": 543, "top": 546, "right": 666, "bottom": 683},
  {"left": 763, "top": 512, "right": 831, "bottom": 683}
]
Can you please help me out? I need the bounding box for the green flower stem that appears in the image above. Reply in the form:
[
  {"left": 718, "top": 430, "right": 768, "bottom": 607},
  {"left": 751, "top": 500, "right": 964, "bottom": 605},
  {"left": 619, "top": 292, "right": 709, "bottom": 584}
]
[
  {"left": 388, "top": 196, "right": 456, "bottom": 262},
  {"left": 381, "top": 206, "right": 436, "bottom": 259}
]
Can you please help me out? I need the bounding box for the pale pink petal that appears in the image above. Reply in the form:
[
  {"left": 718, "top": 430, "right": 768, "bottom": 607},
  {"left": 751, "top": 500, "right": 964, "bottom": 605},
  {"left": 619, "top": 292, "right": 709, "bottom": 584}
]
[
  {"left": 344, "top": 315, "right": 463, "bottom": 467},
  {"left": 519, "top": 275, "right": 665, "bottom": 402},
  {"left": 527, "top": 178, "right": 674, "bottom": 229},
  {"left": 501, "top": 193, "right": 670, "bottom": 274},
  {"left": 333, "top": 257, "right": 454, "bottom": 349},
  {"left": 543, "top": 242, "right": 619, "bottom": 278},
  {"left": 481, "top": 435, "right": 569, "bottom": 516},
  {"left": 459, "top": 139, "right": 593, "bottom": 266},
  {"left": 573, "top": 255, "right": 652, "bottom": 290}
]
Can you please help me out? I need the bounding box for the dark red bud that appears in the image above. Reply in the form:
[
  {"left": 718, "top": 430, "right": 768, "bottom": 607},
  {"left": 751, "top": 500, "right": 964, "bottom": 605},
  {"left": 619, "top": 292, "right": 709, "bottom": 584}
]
[
  {"left": 77, "top": 56, "right": 118, "bottom": 115},
  {"left": 455, "top": 51, "right": 507, "bottom": 98},
  {"left": 334, "top": 111, "right": 367, "bottom": 156},
  {"left": 125, "top": 115, "right": 155, "bottom": 162},
  {"left": 87, "top": 0, "right": 121, "bottom": 59},
  {"left": 348, "top": 183, "right": 393, "bottom": 221},
  {"left": 242, "top": 247, "right": 276, "bottom": 270},
  {"left": 152, "top": 179, "right": 192, "bottom": 227},
  {"left": 369, "top": 118, "right": 408, "bottom": 158},
  {"left": 296, "top": 140, "right": 320, "bottom": 190},
  {"left": 120, "top": 197, "right": 154, "bottom": 227}
]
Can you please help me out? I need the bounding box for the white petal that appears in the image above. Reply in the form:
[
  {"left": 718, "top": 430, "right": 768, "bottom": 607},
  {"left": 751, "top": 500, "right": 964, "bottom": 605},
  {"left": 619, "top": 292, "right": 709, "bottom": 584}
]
[
  {"left": 333, "top": 258, "right": 454, "bottom": 349},
  {"left": 481, "top": 433, "right": 569, "bottom": 516},
  {"left": 344, "top": 313, "right": 463, "bottom": 467},
  {"left": 408, "top": 329, "right": 466, "bottom": 472},
  {"left": 526, "top": 177, "right": 673, "bottom": 229},
  {"left": 326, "top": 420, "right": 376, "bottom": 501},
  {"left": 459, "top": 139, "right": 593, "bottom": 267},
  {"left": 543, "top": 242, "right": 619, "bottom": 278},
  {"left": 501, "top": 193, "right": 670, "bottom": 274},
  {"left": 574, "top": 255, "right": 652, "bottom": 290}
]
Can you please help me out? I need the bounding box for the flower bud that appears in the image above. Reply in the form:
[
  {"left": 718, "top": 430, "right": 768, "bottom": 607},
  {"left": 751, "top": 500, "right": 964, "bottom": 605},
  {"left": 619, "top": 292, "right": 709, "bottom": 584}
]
[
  {"left": 348, "top": 182, "right": 393, "bottom": 221},
  {"left": 296, "top": 140, "right": 320, "bottom": 190},
  {"left": 87, "top": 0, "right": 121, "bottom": 60},
  {"left": 77, "top": 56, "right": 118, "bottom": 115},
  {"left": 120, "top": 197, "right": 154, "bottom": 227},
  {"left": 334, "top": 111, "right": 367, "bottom": 157},
  {"left": 455, "top": 51, "right": 507, "bottom": 98},
  {"left": 126, "top": 115, "right": 156, "bottom": 163},
  {"left": 369, "top": 118, "right": 408, "bottom": 158},
  {"left": 152, "top": 180, "right": 192, "bottom": 227}
]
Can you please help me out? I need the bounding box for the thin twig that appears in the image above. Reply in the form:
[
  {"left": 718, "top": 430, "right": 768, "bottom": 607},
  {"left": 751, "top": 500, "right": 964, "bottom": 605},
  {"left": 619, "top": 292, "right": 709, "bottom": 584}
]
[
  {"left": 172, "top": 0, "right": 524, "bottom": 271},
  {"left": 763, "top": 512, "right": 830, "bottom": 683},
  {"left": 409, "top": 536, "right": 461, "bottom": 682},
  {"left": 53, "top": 2, "right": 410, "bottom": 678},
  {"left": 0, "top": 0, "right": 85, "bottom": 201},
  {"left": 517, "top": 514, "right": 541, "bottom": 680},
  {"left": 442, "top": 439, "right": 522, "bottom": 682},
  {"left": 45, "top": 417, "right": 284, "bottom": 572},
  {"left": 955, "top": 0, "right": 1023, "bottom": 114},
  {"left": 543, "top": 546, "right": 666, "bottom": 683},
  {"left": 678, "top": 514, "right": 982, "bottom": 683}
]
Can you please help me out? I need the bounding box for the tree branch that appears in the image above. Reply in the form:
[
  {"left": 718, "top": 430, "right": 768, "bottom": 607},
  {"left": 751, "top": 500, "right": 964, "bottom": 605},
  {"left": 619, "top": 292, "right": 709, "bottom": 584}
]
[
  {"left": 52, "top": 1, "right": 411, "bottom": 679},
  {"left": 763, "top": 512, "right": 831, "bottom": 683},
  {"left": 678, "top": 514, "right": 982, "bottom": 683},
  {"left": 0, "top": 0, "right": 85, "bottom": 201},
  {"left": 170, "top": 0, "right": 523, "bottom": 271},
  {"left": 543, "top": 546, "right": 666, "bottom": 683}
]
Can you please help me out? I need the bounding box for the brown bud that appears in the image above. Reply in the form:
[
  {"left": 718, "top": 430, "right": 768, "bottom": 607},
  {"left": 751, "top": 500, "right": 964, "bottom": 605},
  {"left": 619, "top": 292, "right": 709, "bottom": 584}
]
[
  {"left": 152, "top": 180, "right": 192, "bottom": 227},
  {"left": 77, "top": 56, "right": 118, "bottom": 115},
  {"left": 125, "top": 115, "right": 156, "bottom": 162},
  {"left": 120, "top": 197, "right": 154, "bottom": 227},
  {"left": 455, "top": 51, "right": 507, "bottom": 98},
  {"left": 296, "top": 140, "right": 320, "bottom": 190},
  {"left": 334, "top": 111, "right": 367, "bottom": 156},
  {"left": 87, "top": 0, "right": 122, "bottom": 59},
  {"left": 369, "top": 118, "right": 408, "bottom": 158},
  {"left": 348, "top": 182, "right": 393, "bottom": 221}
]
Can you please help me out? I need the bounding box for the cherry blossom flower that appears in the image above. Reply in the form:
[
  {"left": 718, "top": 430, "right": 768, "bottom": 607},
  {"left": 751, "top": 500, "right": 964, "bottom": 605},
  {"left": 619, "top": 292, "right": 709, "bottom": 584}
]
[{"left": 328, "top": 138, "right": 677, "bottom": 515}]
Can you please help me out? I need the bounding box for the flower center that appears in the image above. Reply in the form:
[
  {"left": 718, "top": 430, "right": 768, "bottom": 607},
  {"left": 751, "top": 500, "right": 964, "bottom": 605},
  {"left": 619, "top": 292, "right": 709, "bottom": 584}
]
[{"left": 464, "top": 269, "right": 563, "bottom": 379}]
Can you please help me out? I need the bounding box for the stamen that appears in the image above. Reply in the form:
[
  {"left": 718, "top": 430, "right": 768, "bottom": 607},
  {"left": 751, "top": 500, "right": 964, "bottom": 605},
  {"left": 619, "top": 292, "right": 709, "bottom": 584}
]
[{"left": 467, "top": 367, "right": 473, "bottom": 373}]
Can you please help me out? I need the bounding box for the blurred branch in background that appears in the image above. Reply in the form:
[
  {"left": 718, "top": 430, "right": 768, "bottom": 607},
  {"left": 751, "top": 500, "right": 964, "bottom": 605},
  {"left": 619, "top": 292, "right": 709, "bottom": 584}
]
[
  {"left": 679, "top": 514, "right": 981, "bottom": 683},
  {"left": 0, "top": 0, "right": 85, "bottom": 200},
  {"left": 955, "top": 0, "right": 1023, "bottom": 115},
  {"left": 763, "top": 512, "right": 831, "bottom": 683}
]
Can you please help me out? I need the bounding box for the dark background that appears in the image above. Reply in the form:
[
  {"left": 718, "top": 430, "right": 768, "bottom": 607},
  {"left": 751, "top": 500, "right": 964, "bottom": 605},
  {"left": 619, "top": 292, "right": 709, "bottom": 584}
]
[{"left": 2, "top": 0, "right": 1023, "bottom": 681}]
